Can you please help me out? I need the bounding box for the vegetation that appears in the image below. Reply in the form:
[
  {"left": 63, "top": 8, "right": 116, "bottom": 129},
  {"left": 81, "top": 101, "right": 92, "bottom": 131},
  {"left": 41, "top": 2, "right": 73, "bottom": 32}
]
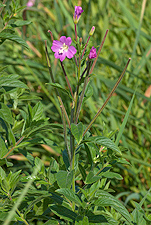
[{"left": 0, "top": 0, "right": 151, "bottom": 224}]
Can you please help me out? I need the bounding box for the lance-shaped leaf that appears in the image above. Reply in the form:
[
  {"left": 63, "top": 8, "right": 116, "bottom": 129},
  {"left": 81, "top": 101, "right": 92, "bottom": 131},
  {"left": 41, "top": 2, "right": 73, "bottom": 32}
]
[
  {"left": 84, "top": 136, "right": 122, "bottom": 155},
  {"left": 0, "top": 31, "right": 29, "bottom": 49},
  {"left": 56, "top": 188, "right": 82, "bottom": 206},
  {"left": 94, "top": 190, "right": 132, "bottom": 223},
  {"left": 49, "top": 204, "right": 77, "bottom": 222},
  {"left": 71, "top": 122, "right": 83, "bottom": 144}
]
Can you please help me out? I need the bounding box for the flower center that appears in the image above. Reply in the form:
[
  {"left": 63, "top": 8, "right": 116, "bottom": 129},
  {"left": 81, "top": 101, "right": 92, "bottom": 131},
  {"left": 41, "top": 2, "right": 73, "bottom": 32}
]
[{"left": 59, "top": 43, "right": 69, "bottom": 55}]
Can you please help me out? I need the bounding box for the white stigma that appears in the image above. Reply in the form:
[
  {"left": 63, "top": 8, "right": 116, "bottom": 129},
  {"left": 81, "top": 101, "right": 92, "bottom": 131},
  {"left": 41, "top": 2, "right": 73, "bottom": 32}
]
[{"left": 59, "top": 43, "right": 68, "bottom": 55}]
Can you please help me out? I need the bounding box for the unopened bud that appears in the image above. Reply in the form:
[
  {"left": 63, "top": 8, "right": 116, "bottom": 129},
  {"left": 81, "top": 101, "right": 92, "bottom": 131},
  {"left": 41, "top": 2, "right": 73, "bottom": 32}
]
[
  {"left": 73, "top": 6, "right": 84, "bottom": 24},
  {"left": 89, "top": 26, "right": 95, "bottom": 36},
  {"left": 79, "top": 37, "right": 82, "bottom": 44}
]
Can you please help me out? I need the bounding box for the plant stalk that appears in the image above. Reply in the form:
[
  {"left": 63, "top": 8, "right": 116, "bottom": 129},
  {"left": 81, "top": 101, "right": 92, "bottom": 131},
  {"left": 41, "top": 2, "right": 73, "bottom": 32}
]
[
  {"left": 60, "top": 61, "right": 74, "bottom": 98},
  {"left": 75, "top": 61, "right": 92, "bottom": 124},
  {"left": 83, "top": 58, "right": 131, "bottom": 137}
]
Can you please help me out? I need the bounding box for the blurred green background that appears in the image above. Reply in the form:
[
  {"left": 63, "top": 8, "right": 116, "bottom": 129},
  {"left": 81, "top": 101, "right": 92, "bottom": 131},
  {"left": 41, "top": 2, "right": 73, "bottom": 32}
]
[{"left": 0, "top": 0, "right": 151, "bottom": 213}]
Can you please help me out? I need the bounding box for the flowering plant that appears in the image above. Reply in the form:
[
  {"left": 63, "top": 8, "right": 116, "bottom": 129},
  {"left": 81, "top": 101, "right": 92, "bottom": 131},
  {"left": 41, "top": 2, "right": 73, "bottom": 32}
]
[
  {"left": 43, "top": 5, "right": 132, "bottom": 225},
  {"left": 1, "top": 2, "right": 149, "bottom": 225}
]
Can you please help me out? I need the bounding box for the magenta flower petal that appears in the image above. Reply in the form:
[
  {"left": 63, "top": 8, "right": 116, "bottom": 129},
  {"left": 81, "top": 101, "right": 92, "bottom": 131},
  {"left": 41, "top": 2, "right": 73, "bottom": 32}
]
[
  {"left": 54, "top": 51, "right": 67, "bottom": 61},
  {"left": 60, "top": 36, "right": 67, "bottom": 44},
  {"left": 66, "top": 46, "right": 77, "bottom": 58},
  {"left": 51, "top": 41, "right": 63, "bottom": 52},
  {"left": 65, "top": 37, "right": 72, "bottom": 46},
  {"left": 51, "top": 36, "right": 77, "bottom": 61},
  {"left": 89, "top": 46, "right": 97, "bottom": 59}
]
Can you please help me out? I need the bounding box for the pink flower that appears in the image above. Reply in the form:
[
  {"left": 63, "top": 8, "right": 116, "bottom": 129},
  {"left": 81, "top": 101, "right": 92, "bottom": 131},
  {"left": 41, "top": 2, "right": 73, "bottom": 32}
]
[
  {"left": 89, "top": 47, "right": 97, "bottom": 59},
  {"left": 51, "top": 36, "right": 77, "bottom": 61},
  {"left": 27, "top": 0, "right": 35, "bottom": 7},
  {"left": 73, "top": 6, "right": 84, "bottom": 24}
]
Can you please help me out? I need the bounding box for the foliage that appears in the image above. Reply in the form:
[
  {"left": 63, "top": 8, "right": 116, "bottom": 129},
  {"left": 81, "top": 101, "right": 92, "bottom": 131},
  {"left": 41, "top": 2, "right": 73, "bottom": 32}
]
[{"left": 0, "top": 0, "right": 151, "bottom": 224}]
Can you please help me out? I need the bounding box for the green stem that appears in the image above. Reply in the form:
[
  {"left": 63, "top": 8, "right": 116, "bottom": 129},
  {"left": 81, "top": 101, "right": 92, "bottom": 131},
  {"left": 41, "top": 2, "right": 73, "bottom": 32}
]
[
  {"left": 60, "top": 61, "right": 74, "bottom": 98},
  {"left": 70, "top": 107, "right": 75, "bottom": 211},
  {"left": 61, "top": 105, "right": 71, "bottom": 160},
  {"left": 16, "top": 209, "right": 30, "bottom": 225},
  {"left": 73, "top": 57, "right": 81, "bottom": 121},
  {"left": 71, "top": 144, "right": 75, "bottom": 211},
  {"left": 75, "top": 61, "right": 92, "bottom": 124},
  {"left": 58, "top": 96, "right": 71, "bottom": 129},
  {"left": 2, "top": 136, "right": 25, "bottom": 159},
  {"left": 83, "top": 58, "right": 131, "bottom": 137}
]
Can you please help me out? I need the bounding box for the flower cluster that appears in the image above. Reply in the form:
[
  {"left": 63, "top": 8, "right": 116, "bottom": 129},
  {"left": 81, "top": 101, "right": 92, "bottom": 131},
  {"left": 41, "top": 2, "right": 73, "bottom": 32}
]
[{"left": 51, "top": 6, "right": 97, "bottom": 62}]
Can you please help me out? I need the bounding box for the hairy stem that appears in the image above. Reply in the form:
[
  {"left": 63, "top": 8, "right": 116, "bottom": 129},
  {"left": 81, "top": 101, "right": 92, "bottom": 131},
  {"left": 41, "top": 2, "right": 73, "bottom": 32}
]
[
  {"left": 60, "top": 61, "right": 74, "bottom": 98},
  {"left": 83, "top": 58, "right": 131, "bottom": 137},
  {"left": 81, "top": 36, "right": 90, "bottom": 60},
  {"left": 75, "top": 61, "right": 91, "bottom": 124},
  {"left": 89, "top": 29, "right": 109, "bottom": 75}
]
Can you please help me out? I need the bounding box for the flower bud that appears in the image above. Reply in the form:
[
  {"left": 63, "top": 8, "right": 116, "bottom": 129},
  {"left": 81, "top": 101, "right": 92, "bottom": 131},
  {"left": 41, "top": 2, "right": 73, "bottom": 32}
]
[
  {"left": 79, "top": 37, "right": 82, "bottom": 44},
  {"left": 89, "top": 46, "right": 97, "bottom": 59},
  {"left": 73, "top": 6, "right": 84, "bottom": 24},
  {"left": 89, "top": 26, "right": 95, "bottom": 36}
]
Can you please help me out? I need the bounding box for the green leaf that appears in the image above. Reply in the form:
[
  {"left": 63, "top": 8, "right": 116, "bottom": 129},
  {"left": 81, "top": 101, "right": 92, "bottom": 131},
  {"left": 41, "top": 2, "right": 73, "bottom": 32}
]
[
  {"left": 78, "top": 163, "right": 87, "bottom": 181},
  {"left": 132, "top": 207, "right": 147, "bottom": 225},
  {"left": 44, "top": 219, "right": 59, "bottom": 225},
  {"left": 87, "top": 212, "right": 118, "bottom": 224},
  {"left": 56, "top": 188, "right": 82, "bottom": 206},
  {"left": 85, "top": 136, "right": 122, "bottom": 155},
  {"left": 9, "top": 170, "right": 21, "bottom": 191},
  {"left": 19, "top": 94, "right": 41, "bottom": 100},
  {"left": 0, "top": 30, "right": 29, "bottom": 49},
  {"left": 0, "top": 159, "right": 7, "bottom": 166},
  {"left": 86, "top": 142, "right": 98, "bottom": 160},
  {"left": 86, "top": 171, "right": 101, "bottom": 184},
  {"left": 0, "top": 66, "right": 7, "bottom": 72},
  {"left": 0, "top": 212, "right": 17, "bottom": 221},
  {"left": 0, "top": 167, "right": 6, "bottom": 181},
  {"left": 0, "top": 103, "right": 13, "bottom": 124},
  {"left": 94, "top": 190, "right": 132, "bottom": 223},
  {"left": 0, "top": 137, "right": 8, "bottom": 159},
  {"left": 102, "top": 172, "right": 123, "bottom": 180},
  {"left": 83, "top": 83, "right": 93, "bottom": 104},
  {"left": 71, "top": 122, "right": 83, "bottom": 144},
  {"left": 56, "top": 170, "right": 73, "bottom": 189},
  {"left": 47, "top": 82, "right": 72, "bottom": 98},
  {"left": 75, "top": 216, "right": 89, "bottom": 225},
  {"left": 32, "top": 102, "right": 43, "bottom": 121},
  {"left": 0, "top": 74, "right": 28, "bottom": 89},
  {"left": 0, "top": 3, "right": 6, "bottom": 8},
  {"left": 50, "top": 204, "right": 77, "bottom": 222},
  {"left": 66, "top": 170, "right": 74, "bottom": 189},
  {"left": 56, "top": 171, "right": 68, "bottom": 188},
  {"left": 11, "top": 20, "right": 31, "bottom": 27}
]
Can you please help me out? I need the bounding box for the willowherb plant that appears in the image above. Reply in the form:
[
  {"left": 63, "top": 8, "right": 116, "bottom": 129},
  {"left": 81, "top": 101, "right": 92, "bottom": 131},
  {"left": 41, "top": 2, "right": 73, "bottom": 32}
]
[{"left": 1, "top": 3, "right": 150, "bottom": 225}]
